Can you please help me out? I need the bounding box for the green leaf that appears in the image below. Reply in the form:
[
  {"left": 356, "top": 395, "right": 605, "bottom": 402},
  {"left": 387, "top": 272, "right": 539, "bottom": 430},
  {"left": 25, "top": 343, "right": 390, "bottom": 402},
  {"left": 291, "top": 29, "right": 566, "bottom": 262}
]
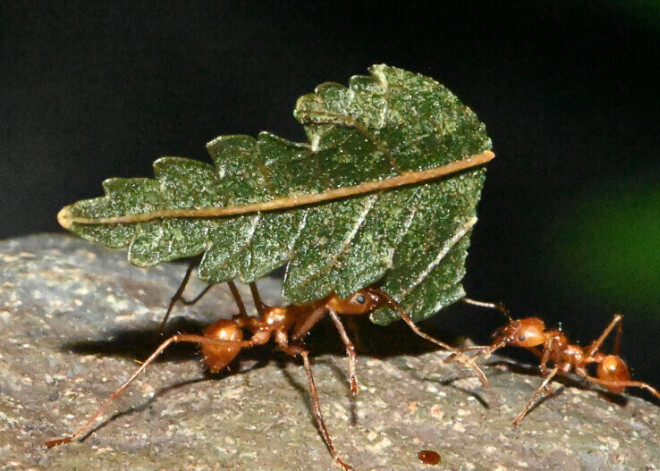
[{"left": 58, "top": 64, "right": 493, "bottom": 325}]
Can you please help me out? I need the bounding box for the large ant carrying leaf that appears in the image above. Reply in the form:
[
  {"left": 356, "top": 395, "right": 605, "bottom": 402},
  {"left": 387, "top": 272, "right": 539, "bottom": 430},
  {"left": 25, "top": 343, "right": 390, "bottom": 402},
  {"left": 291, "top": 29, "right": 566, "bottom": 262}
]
[{"left": 49, "top": 65, "right": 494, "bottom": 469}]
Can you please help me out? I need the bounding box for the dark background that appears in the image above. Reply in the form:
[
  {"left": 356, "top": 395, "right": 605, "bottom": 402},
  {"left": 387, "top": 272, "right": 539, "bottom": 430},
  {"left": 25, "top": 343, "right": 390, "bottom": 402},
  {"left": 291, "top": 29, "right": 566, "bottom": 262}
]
[{"left": 3, "top": 2, "right": 659, "bottom": 387}]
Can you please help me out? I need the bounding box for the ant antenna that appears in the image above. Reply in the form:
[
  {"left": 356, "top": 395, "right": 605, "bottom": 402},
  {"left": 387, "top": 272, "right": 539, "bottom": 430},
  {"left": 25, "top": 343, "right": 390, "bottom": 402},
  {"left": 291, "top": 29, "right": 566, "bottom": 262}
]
[
  {"left": 373, "top": 289, "right": 489, "bottom": 387},
  {"left": 462, "top": 297, "right": 512, "bottom": 322}
]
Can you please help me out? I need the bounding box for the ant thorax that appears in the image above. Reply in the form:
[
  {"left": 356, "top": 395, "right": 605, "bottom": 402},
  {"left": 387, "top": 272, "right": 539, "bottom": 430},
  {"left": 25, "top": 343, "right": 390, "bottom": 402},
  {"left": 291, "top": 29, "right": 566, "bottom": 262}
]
[
  {"left": 544, "top": 329, "right": 568, "bottom": 355},
  {"left": 263, "top": 306, "right": 289, "bottom": 327},
  {"left": 557, "top": 344, "right": 584, "bottom": 372}
]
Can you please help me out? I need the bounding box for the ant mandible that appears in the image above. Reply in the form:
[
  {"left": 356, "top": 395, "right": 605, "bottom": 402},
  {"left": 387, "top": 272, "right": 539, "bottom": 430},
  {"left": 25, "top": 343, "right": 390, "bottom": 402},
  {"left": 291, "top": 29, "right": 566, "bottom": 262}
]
[
  {"left": 452, "top": 299, "right": 660, "bottom": 426},
  {"left": 46, "top": 264, "right": 487, "bottom": 471}
]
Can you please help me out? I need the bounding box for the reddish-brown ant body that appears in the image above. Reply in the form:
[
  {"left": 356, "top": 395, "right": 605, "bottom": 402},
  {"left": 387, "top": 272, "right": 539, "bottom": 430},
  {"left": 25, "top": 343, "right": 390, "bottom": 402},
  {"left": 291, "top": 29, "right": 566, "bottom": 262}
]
[
  {"left": 418, "top": 449, "right": 441, "bottom": 465},
  {"left": 46, "top": 270, "right": 487, "bottom": 470},
  {"left": 455, "top": 300, "right": 660, "bottom": 425}
]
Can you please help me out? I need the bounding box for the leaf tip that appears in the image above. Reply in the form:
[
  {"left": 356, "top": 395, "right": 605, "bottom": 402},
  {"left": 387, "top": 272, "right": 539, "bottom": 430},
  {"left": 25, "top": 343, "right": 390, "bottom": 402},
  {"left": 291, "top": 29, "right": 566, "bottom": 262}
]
[
  {"left": 57, "top": 206, "right": 73, "bottom": 229},
  {"left": 482, "top": 150, "right": 496, "bottom": 163}
]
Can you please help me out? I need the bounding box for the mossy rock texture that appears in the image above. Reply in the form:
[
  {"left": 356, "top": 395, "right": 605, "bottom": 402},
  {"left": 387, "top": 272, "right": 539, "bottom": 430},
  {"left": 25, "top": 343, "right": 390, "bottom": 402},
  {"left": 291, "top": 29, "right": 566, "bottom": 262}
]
[{"left": 1, "top": 235, "right": 658, "bottom": 470}]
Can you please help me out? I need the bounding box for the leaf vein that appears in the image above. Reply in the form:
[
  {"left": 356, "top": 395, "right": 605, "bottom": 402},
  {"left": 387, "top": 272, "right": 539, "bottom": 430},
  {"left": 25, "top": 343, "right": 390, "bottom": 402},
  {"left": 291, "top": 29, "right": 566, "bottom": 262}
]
[
  {"left": 398, "top": 216, "right": 478, "bottom": 299},
  {"left": 212, "top": 215, "right": 261, "bottom": 274},
  {"left": 295, "top": 194, "right": 378, "bottom": 290}
]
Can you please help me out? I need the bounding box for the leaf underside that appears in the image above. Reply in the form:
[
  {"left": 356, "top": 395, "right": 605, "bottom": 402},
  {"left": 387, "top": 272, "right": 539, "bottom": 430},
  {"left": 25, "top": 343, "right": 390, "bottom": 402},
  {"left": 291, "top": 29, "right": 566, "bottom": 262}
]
[{"left": 62, "top": 64, "right": 492, "bottom": 325}]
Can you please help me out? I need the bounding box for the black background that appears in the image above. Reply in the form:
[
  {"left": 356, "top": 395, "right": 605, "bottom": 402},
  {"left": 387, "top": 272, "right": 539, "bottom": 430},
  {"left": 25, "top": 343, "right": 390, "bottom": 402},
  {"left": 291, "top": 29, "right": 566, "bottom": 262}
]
[{"left": 3, "top": 2, "right": 660, "bottom": 387}]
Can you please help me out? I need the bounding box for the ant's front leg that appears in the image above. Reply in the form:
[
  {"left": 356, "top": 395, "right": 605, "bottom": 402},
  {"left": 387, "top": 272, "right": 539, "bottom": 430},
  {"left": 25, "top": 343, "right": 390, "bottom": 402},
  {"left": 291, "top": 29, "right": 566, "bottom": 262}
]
[
  {"left": 537, "top": 337, "right": 555, "bottom": 376},
  {"left": 326, "top": 308, "right": 359, "bottom": 395},
  {"left": 513, "top": 366, "right": 560, "bottom": 426}
]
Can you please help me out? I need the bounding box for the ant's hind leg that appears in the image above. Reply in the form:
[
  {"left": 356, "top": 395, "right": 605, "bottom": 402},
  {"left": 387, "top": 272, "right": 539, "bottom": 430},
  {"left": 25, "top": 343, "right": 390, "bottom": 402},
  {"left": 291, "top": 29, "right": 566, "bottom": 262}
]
[
  {"left": 45, "top": 333, "right": 254, "bottom": 448},
  {"left": 279, "top": 343, "right": 354, "bottom": 471},
  {"left": 613, "top": 315, "right": 623, "bottom": 356},
  {"left": 586, "top": 375, "right": 660, "bottom": 401},
  {"left": 585, "top": 314, "right": 623, "bottom": 358}
]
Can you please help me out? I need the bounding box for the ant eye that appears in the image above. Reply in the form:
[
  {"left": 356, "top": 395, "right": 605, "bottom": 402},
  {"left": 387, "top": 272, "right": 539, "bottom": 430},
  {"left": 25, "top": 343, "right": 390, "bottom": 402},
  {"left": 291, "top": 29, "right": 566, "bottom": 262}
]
[
  {"left": 518, "top": 335, "right": 526, "bottom": 341},
  {"left": 355, "top": 295, "right": 366, "bottom": 304}
]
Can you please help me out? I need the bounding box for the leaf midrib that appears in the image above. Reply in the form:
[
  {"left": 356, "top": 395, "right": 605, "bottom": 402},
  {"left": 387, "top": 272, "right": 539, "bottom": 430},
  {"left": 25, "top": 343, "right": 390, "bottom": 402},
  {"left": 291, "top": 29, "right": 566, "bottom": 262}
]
[{"left": 58, "top": 150, "right": 494, "bottom": 228}]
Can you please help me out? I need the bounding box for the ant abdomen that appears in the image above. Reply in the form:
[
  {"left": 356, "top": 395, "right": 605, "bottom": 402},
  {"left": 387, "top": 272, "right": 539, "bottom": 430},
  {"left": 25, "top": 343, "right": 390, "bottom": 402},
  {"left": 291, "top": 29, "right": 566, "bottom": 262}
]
[
  {"left": 201, "top": 320, "right": 244, "bottom": 373},
  {"left": 597, "top": 355, "right": 630, "bottom": 393}
]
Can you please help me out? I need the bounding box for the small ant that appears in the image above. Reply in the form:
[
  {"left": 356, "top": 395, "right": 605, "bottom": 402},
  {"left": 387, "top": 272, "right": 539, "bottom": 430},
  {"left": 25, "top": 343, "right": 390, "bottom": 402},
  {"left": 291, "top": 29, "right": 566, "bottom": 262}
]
[
  {"left": 452, "top": 300, "right": 660, "bottom": 426},
  {"left": 46, "top": 267, "right": 487, "bottom": 470}
]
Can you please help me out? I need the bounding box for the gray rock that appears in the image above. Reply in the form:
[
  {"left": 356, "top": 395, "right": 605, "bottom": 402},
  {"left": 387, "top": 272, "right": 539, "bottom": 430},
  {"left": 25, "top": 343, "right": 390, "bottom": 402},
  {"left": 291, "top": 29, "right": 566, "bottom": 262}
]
[{"left": 1, "top": 234, "right": 658, "bottom": 471}]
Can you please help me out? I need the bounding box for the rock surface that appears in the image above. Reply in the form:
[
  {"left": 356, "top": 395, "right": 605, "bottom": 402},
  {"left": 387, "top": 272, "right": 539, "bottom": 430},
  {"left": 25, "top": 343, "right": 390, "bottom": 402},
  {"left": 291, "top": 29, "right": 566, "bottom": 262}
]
[{"left": 1, "top": 234, "right": 658, "bottom": 471}]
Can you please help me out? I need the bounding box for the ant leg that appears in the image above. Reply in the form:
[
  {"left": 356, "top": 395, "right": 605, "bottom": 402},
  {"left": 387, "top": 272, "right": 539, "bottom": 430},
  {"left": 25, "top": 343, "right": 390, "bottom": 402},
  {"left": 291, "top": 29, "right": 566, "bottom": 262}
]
[
  {"left": 513, "top": 366, "right": 560, "bottom": 426},
  {"left": 279, "top": 343, "right": 354, "bottom": 471},
  {"left": 585, "top": 377, "right": 660, "bottom": 401},
  {"left": 613, "top": 315, "right": 623, "bottom": 356},
  {"left": 585, "top": 314, "right": 623, "bottom": 358},
  {"left": 45, "top": 334, "right": 254, "bottom": 448},
  {"left": 160, "top": 270, "right": 249, "bottom": 336},
  {"left": 344, "top": 316, "right": 366, "bottom": 352},
  {"left": 181, "top": 285, "right": 215, "bottom": 306},
  {"left": 159, "top": 260, "right": 226, "bottom": 335},
  {"left": 159, "top": 259, "right": 197, "bottom": 335},
  {"left": 326, "top": 308, "right": 359, "bottom": 395},
  {"left": 227, "top": 280, "right": 248, "bottom": 318},
  {"left": 444, "top": 344, "right": 495, "bottom": 364},
  {"left": 538, "top": 338, "right": 554, "bottom": 376},
  {"left": 373, "top": 289, "right": 489, "bottom": 388},
  {"left": 249, "top": 281, "right": 265, "bottom": 317}
]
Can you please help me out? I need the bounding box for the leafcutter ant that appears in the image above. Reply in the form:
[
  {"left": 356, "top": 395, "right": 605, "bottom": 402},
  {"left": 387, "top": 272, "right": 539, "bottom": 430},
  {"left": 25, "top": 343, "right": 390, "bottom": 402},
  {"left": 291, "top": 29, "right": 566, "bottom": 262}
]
[
  {"left": 453, "top": 300, "right": 660, "bottom": 425},
  {"left": 46, "top": 265, "right": 487, "bottom": 470}
]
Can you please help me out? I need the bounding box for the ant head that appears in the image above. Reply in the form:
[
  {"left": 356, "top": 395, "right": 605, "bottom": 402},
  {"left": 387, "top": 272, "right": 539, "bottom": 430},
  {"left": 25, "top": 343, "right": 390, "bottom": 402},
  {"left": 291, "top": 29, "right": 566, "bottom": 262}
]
[
  {"left": 496, "top": 317, "right": 546, "bottom": 347},
  {"left": 514, "top": 318, "right": 547, "bottom": 347},
  {"left": 331, "top": 289, "right": 388, "bottom": 315}
]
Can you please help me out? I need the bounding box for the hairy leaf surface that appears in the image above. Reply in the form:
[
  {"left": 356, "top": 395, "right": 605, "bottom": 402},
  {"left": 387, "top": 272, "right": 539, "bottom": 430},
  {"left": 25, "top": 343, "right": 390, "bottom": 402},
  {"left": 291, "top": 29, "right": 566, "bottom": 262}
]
[{"left": 58, "top": 64, "right": 493, "bottom": 324}]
